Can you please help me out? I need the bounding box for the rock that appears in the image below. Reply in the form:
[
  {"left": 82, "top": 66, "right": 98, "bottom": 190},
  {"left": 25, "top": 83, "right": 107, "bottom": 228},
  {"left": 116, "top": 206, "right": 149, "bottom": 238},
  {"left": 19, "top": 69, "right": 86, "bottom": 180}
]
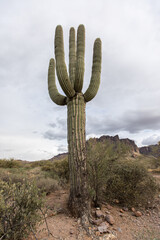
[
  {"left": 122, "top": 207, "right": 128, "bottom": 211},
  {"left": 114, "top": 199, "right": 119, "bottom": 204},
  {"left": 95, "top": 231, "right": 100, "bottom": 236},
  {"left": 131, "top": 207, "right": 135, "bottom": 212},
  {"left": 105, "top": 214, "right": 115, "bottom": 225},
  {"left": 119, "top": 213, "right": 123, "bottom": 217},
  {"left": 70, "top": 229, "right": 74, "bottom": 234},
  {"left": 93, "top": 218, "right": 103, "bottom": 226},
  {"left": 56, "top": 207, "right": 65, "bottom": 214},
  {"left": 117, "top": 227, "right": 122, "bottom": 233},
  {"left": 96, "top": 209, "right": 104, "bottom": 218},
  {"left": 120, "top": 209, "right": 124, "bottom": 213},
  {"left": 135, "top": 211, "right": 142, "bottom": 217},
  {"left": 99, "top": 233, "right": 117, "bottom": 240},
  {"left": 105, "top": 210, "right": 110, "bottom": 214},
  {"left": 98, "top": 222, "right": 109, "bottom": 233}
]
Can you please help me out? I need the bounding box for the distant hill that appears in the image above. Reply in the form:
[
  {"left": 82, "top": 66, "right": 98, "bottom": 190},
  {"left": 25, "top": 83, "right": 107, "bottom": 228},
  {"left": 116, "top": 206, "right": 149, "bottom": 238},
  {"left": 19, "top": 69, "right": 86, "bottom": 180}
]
[
  {"left": 50, "top": 135, "right": 140, "bottom": 161},
  {"left": 49, "top": 152, "right": 68, "bottom": 162},
  {"left": 48, "top": 135, "right": 159, "bottom": 169},
  {"left": 86, "top": 135, "right": 140, "bottom": 161},
  {"left": 139, "top": 144, "right": 160, "bottom": 158}
]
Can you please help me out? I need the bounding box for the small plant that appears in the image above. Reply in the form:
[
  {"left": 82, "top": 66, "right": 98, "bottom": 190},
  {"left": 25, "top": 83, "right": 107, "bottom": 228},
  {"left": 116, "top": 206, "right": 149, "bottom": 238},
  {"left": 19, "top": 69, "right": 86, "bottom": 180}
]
[
  {"left": 0, "top": 180, "right": 45, "bottom": 240},
  {"left": 0, "top": 158, "right": 21, "bottom": 168},
  {"left": 35, "top": 177, "right": 60, "bottom": 194},
  {"left": 42, "top": 158, "right": 69, "bottom": 182},
  {"left": 105, "top": 160, "right": 158, "bottom": 207}
]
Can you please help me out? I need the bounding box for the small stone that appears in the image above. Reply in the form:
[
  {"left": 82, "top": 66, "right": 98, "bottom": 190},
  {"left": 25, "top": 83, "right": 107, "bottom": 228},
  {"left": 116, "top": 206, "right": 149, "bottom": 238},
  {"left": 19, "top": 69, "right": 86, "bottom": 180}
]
[
  {"left": 117, "top": 227, "right": 122, "bottom": 233},
  {"left": 120, "top": 209, "right": 124, "bottom": 213},
  {"left": 100, "top": 233, "right": 117, "bottom": 240},
  {"left": 131, "top": 207, "right": 135, "bottom": 212},
  {"left": 114, "top": 199, "right": 119, "bottom": 204},
  {"left": 105, "top": 210, "right": 110, "bottom": 214},
  {"left": 96, "top": 231, "right": 100, "bottom": 236},
  {"left": 70, "top": 229, "right": 74, "bottom": 234},
  {"left": 98, "top": 222, "right": 109, "bottom": 233},
  {"left": 122, "top": 207, "right": 128, "bottom": 211},
  {"left": 93, "top": 218, "right": 103, "bottom": 226},
  {"left": 105, "top": 214, "right": 115, "bottom": 225},
  {"left": 119, "top": 213, "right": 123, "bottom": 217},
  {"left": 135, "top": 211, "right": 142, "bottom": 217},
  {"left": 77, "top": 218, "right": 81, "bottom": 224},
  {"left": 96, "top": 209, "right": 104, "bottom": 218}
]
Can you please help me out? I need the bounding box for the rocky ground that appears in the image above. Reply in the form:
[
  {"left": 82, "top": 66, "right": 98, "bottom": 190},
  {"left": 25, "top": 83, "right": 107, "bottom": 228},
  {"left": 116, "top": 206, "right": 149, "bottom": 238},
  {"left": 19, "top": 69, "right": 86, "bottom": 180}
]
[{"left": 28, "top": 184, "right": 160, "bottom": 240}]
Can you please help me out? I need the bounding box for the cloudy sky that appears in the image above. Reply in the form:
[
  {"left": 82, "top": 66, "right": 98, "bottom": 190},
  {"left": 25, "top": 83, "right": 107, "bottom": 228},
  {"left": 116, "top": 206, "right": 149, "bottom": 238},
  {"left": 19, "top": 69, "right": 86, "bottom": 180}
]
[{"left": 0, "top": 0, "right": 160, "bottom": 161}]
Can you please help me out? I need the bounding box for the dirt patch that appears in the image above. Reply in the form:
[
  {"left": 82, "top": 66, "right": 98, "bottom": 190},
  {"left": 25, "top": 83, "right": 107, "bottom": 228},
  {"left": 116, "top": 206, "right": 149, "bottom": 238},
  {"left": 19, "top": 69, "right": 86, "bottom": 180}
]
[{"left": 27, "top": 187, "right": 160, "bottom": 240}]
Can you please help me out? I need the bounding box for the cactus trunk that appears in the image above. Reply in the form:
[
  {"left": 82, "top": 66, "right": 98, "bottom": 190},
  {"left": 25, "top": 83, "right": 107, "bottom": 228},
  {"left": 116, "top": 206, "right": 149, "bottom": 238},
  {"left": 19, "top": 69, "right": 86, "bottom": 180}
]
[
  {"left": 67, "top": 93, "right": 89, "bottom": 217},
  {"left": 48, "top": 24, "right": 101, "bottom": 224}
]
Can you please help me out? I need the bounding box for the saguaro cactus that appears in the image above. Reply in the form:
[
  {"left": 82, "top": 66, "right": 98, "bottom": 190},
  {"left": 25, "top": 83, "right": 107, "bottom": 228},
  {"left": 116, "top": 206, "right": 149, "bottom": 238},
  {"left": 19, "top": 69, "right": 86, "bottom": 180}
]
[{"left": 48, "top": 25, "right": 101, "bottom": 219}]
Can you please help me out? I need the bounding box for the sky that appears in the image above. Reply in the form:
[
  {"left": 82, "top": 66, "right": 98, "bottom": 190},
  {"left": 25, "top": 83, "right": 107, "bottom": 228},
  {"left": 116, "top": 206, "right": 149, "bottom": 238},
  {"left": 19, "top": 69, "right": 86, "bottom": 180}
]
[{"left": 0, "top": 0, "right": 160, "bottom": 161}]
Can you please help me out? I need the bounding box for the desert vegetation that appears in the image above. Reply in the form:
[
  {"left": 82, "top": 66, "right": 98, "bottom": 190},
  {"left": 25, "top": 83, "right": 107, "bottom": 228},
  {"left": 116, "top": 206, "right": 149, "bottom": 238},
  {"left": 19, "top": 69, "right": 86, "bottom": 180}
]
[{"left": 0, "top": 137, "right": 160, "bottom": 239}]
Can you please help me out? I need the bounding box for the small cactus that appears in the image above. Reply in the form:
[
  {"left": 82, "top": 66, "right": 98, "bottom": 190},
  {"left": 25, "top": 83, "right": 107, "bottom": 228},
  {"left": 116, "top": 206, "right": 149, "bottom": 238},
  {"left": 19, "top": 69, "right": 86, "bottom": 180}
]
[{"left": 48, "top": 25, "right": 102, "bottom": 218}]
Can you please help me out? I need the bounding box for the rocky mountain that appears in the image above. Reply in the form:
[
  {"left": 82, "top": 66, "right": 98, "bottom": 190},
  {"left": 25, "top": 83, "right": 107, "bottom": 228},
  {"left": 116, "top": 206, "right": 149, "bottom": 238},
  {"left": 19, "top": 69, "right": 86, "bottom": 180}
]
[
  {"left": 49, "top": 135, "right": 160, "bottom": 162},
  {"left": 86, "top": 135, "right": 140, "bottom": 161},
  {"left": 139, "top": 144, "right": 160, "bottom": 158},
  {"left": 49, "top": 152, "right": 68, "bottom": 162},
  {"left": 50, "top": 135, "right": 140, "bottom": 162}
]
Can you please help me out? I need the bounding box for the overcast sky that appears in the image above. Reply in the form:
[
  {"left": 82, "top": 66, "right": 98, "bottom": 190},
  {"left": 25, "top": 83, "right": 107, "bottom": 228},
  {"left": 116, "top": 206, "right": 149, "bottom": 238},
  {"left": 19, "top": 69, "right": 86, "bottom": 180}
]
[{"left": 0, "top": 0, "right": 160, "bottom": 161}]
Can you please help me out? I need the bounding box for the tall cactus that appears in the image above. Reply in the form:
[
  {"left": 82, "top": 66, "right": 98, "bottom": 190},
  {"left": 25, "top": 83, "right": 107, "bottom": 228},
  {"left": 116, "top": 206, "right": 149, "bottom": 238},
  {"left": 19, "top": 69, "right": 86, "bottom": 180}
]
[{"left": 48, "top": 25, "right": 102, "bottom": 220}]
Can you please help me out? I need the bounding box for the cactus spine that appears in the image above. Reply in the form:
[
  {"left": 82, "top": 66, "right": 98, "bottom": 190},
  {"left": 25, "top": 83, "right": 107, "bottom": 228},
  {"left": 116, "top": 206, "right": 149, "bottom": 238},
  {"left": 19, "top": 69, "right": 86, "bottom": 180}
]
[{"left": 48, "top": 25, "right": 102, "bottom": 219}]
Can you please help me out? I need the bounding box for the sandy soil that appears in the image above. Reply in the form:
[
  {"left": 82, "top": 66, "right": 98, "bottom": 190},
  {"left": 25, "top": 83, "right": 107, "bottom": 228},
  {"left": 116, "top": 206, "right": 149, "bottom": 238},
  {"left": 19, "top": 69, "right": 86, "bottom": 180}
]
[{"left": 28, "top": 177, "right": 160, "bottom": 240}]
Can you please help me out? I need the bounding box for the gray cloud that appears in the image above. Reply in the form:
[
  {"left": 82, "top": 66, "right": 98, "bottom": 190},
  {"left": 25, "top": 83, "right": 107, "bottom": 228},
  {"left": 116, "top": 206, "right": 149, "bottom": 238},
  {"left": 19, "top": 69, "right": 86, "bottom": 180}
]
[
  {"left": 57, "top": 145, "right": 67, "bottom": 153},
  {"left": 1, "top": 0, "right": 160, "bottom": 160},
  {"left": 87, "top": 109, "right": 160, "bottom": 135},
  {"left": 49, "top": 123, "right": 57, "bottom": 128},
  {"left": 43, "top": 130, "right": 66, "bottom": 141},
  {"left": 142, "top": 135, "right": 160, "bottom": 146}
]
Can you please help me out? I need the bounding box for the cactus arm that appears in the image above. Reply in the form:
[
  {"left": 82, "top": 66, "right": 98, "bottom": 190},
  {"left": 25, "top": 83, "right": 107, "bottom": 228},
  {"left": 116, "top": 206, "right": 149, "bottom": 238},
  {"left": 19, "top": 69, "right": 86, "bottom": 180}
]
[
  {"left": 74, "top": 25, "right": 85, "bottom": 92},
  {"left": 69, "top": 27, "right": 76, "bottom": 88},
  {"left": 55, "top": 25, "right": 75, "bottom": 98},
  {"left": 84, "top": 38, "right": 102, "bottom": 102},
  {"left": 48, "top": 58, "right": 67, "bottom": 106}
]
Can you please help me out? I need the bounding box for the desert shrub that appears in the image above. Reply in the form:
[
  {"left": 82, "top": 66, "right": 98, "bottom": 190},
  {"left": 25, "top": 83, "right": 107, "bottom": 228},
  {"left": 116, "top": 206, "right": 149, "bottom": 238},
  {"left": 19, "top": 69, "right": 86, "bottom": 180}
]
[
  {"left": 0, "top": 180, "right": 45, "bottom": 240},
  {"left": 35, "top": 177, "right": 60, "bottom": 194},
  {"left": 104, "top": 160, "right": 158, "bottom": 207},
  {"left": 0, "top": 172, "right": 25, "bottom": 184},
  {"left": 0, "top": 159, "right": 21, "bottom": 168},
  {"left": 42, "top": 158, "right": 69, "bottom": 182}
]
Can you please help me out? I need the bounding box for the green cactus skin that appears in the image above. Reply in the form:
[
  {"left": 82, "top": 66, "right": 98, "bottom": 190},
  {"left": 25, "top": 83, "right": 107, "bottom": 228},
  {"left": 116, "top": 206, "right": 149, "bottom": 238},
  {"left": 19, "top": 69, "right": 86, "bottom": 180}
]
[
  {"left": 55, "top": 25, "right": 75, "bottom": 98},
  {"left": 48, "top": 25, "right": 102, "bottom": 219},
  {"left": 74, "top": 25, "right": 85, "bottom": 92},
  {"left": 69, "top": 27, "right": 76, "bottom": 88},
  {"left": 48, "top": 59, "right": 67, "bottom": 105},
  {"left": 84, "top": 38, "right": 102, "bottom": 102}
]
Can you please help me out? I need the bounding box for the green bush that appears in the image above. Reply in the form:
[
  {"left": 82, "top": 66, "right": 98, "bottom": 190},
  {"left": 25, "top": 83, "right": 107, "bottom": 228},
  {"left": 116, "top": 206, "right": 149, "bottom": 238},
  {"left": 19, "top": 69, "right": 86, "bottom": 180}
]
[
  {"left": 0, "top": 180, "right": 45, "bottom": 240},
  {"left": 42, "top": 158, "right": 69, "bottom": 182},
  {"left": 0, "top": 159, "right": 21, "bottom": 168},
  {"left": 35, "top": 177, "right": 60, "bottom": 194},
  {"left": 104, "top": 160, "right": 158, "bottom": 207}
]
